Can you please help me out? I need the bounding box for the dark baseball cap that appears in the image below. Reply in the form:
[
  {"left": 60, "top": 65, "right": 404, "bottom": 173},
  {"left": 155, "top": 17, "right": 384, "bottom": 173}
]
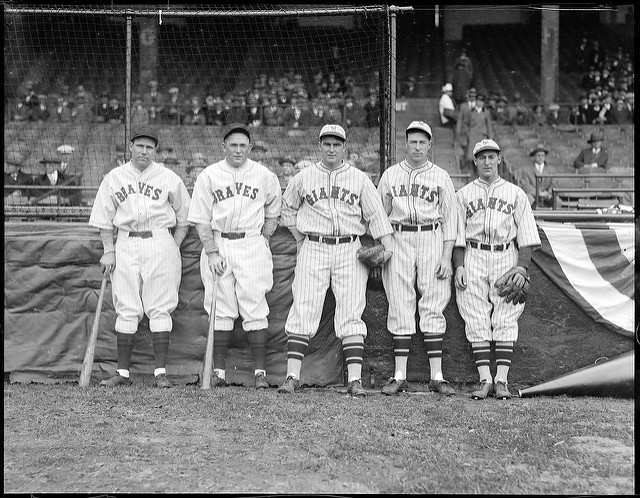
[
  {"left": 223, "top": 122, "right": 251, "bottom": 141},
  {"left": 130, "top": 127, "right": 159, "bottom": 145}
]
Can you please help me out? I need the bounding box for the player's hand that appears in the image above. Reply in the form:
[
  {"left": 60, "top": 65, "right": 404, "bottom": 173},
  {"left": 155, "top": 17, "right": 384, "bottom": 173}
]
[
  {"left": 435, "top": 255, "right": 452, "bottom": 279},
  {"left": 454, "top": 266, "right": 467, "bottom": 290},
  {"left": 207, "top": 252, "right": 227, "bottom": 276},
  {"left": 100, "top": 251, "right": 116, "bottom": 274}
]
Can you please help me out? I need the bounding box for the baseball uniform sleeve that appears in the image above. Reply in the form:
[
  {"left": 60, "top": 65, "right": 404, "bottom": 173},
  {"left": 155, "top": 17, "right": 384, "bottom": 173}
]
[
  {"left": 279, "top": 174, "right": 303, "bottom": 228},
  {"left": 454, "top": 189, "right": 468, "bottom": 248},
  {"left": 514, "top": 188, "right": 541, "bottom": 248},
  {"left": 187, "top": 170, "right": 214, "bottom": 225},
  {"left": 360, "top": 177, "right": 393, "bottom": 239},
  {"left": 168, "top": 176, "right": 191, "bottom": 227},
  {"left": 439, "top": 175, "right": 458, "bottom": 241},
  {"left": 264, "top": 172, "right": 282, "bottom": 221},
  {"left": 377, "top": 171, "right": 393, "bottom": 215},
  {"left": 88, "top": 176, "right": 118, "bottom": 230}
]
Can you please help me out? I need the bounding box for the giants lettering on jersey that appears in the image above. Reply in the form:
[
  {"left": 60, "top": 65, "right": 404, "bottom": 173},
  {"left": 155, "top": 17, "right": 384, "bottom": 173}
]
[
  {"left": 114, "top": 182, "right": 163, "bottom": 204},
  {"left": 465, "top": 197, "right": 514, "bottom": 218},
  {"left": 211, "top": 182, "right": 259, "bottom": 205},
  {"left": 304, "top": 186, "right": 359, "bottom": 206},
  {"left": 389, "top": 183, "right": 439, "bottom": 202}
]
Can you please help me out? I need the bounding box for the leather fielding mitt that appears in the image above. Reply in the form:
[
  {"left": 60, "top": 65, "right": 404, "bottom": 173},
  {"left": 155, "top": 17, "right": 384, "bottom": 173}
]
[
  {"left": 356, "top": 243, "right": 392, "bottom": 268},
  {"left": 494, "top": 266, "right": 530, "bottom": 304}
]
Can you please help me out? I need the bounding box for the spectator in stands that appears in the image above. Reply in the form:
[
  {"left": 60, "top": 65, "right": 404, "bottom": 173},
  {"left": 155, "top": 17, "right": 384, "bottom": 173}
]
[
  {"left": 325, "top": 72, "right": 343, "bottom": 100},
  {"left": 438, "top": 83, "right": 457, "bottom": 131},
  {"left": 262, "top": 96, "right": 284, "bottom": 126},
  {"left": 596, "top": 95, "right": 614, "bottom": 125},
  {"left": 29, "top": 94, "right": 50, "bottom": 122},
  {"left": 32, "top": 154, "right": 75, "bottom": 206},
  {"left": 11, "top": 98, "right": 31, "bottom": 122},
  {"left": 624, "top": 92, "right": 634, "bottom": 115},
  {"left": 143, "top": 79, "right": 165, "bottom": 124},
  {"left": 508, "top": 92, "right": 531, "bottom": 126},
  {"left": 609, "top": 96, "right": 633, "bottom": 124},
  {"left": 130, "top": 96, "right": 150, "bottom": 127},
  {"left": 163, "top": 86, "right": 182, "bottom": 124},
  {"left": 343, "top": 75, "right": 365, "bottom": 103},
  {"left": 452, "top": 47, "right": 474, "bottom": 105},
  {"left": 517, "top": 144, "right": 559, "bottom": 209},
  {"left": 400, "top": 77, "right": 419, "bottom": 98},
  {"left": 279, "top": 155, "right": 297, "bottom": 187},
  {"left": 581, "top": 66, "right": 598, "bottom": 92},
  {"left": 461, "top": 93, "right": 493, "bottom": 176},
  {"left": 587, "top": 40, "right": 605, "bottom": 71},
  {"left": 455, "top": 87, "right": 477, "bottom": 167},
  {"left": 56, "top": 144, "right": 76, "bottom": 174},
  {"left": 184, "top": 157, "right": 207, "bottom": 189},
  {"left": 55, "top": 95, "right": 74, "bottom": 123},
  {"left": 530, "top": 104, "right": 547, "bottom": 127},
  {"left": 282, "top": 95, "right": 305, "bottom": 128},
  {"left": 4, "top": 151, "right": 32, "bottom": 204},
  {"left": 183, "top": 95, "right": 206, "bottom": 126},
  {"left": 226, "top": 96, "right": 249, "bottom": 125},
  {"left": 491, "top": 95, "right": 510, "bottom": 125},
  {"left": 325, "top": 45, "right": 346, "bottom": 84},
  {"left": 246, "top": 93, "right": 263, "bottom": 128},
  {"left": 104, "top": 144, "right": 126, "bottom": 177},
  {"left": 546, "top": 103, "right": 564, "bottom": 128},
  {"left": 94, "top": 91, "right": 111, "bottom": 123},
  {"left": 363, "top": 93, "right": 380, "bottom": 128},
  {"left": 156, "top": 145, "right": 175, "bottom": 168},
  {"left": 311, "top": 70, "right": 327, "bottom": 99},
  {"left": 72, "top": 91, "right": 94, "bottom": 124},
  {"left": 570, "top": 95, "right": 594, "bottom": 125},
  {"left": 162, "top": 155, "right": 181, "bottom": 171},
  {"left": 573, "top": 130, "right": 608, "bottom": 171},
  {"left": 346, "top": 150, "right": 366, "bottom": 170},
  {"left": 590, "top": 96, "right": 607, "bottom": 125},
  {"left": 204, "top": 96, "right": 227, "bottom": 126},
  {"left": 106, "top": 97, "right": 124, "bottom": 124},
  {"left": 342, "top": 94, "right": 366, "bottom": 128}
]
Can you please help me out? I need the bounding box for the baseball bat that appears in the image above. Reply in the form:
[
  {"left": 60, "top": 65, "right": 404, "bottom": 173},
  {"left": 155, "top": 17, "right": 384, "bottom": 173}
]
[
  {"left": 79, "top": 270, "right": 109, "bottom": 387},
  {"left": 201, "top": 274, "right": 219, "bottom": 390}
]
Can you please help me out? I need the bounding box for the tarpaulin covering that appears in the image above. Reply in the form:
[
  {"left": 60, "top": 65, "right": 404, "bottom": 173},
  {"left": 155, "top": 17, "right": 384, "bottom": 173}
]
[{"left": 4, "top": 223, "right": 343, "bottom": 386}]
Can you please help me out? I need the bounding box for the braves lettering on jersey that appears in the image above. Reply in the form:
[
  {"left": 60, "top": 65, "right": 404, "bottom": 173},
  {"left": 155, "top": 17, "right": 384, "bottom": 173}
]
[
  {"left": 378, "top": 159, "right": 457, "bottom": 335},
  {"left": 89, "top": 161, "right": 191, "bottom": 333},
  {"left": 280, "top": 160, "right": 393, "bottom": 339},
  {"left": 454, "top": 177, "right": 540, "bottom": 342},
  {"left": 187, "top": 158, "right": 281, "bottom": 331}
]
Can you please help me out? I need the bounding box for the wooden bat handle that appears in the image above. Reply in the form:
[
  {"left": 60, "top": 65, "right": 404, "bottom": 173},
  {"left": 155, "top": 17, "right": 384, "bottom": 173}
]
[
  {"left": 201, "top": 275, "right": 219, "bottom": 390},
  {"left": 79, "top": 271, "right": 109, "bottom": 387}
]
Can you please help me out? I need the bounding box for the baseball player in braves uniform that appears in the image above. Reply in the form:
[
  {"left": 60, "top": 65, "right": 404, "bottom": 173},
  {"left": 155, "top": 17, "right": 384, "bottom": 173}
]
[
  {"left": 187, "top": 123, "right": 281, "bottom": 389},
  {"left": 89, "top": 126, "right": 191, "bottom": 388},
  {"left": 377, "top": 121, "right": 458, "bottom": 396},
  {"left": 453, "top": 139, "right": 540, "bottom": 400},
  {"left": 277, "top": 124, "right": 394, "bottom": 397}
]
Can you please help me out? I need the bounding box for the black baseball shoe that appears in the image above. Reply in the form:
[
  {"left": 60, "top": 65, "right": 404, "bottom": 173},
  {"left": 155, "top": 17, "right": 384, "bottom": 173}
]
[
  {"left": 471, "top": 380, "right": 494, "bottom": 400},
  {"left": 428, "top": 379, "right": 456, "bottom": 395},
  {"left": 347, "top": 379, "right": 367, "bottom": 397},
  {"left": 99, "top": 372, "right": 132, "bottom": 387},
  {"left": 154, "top": 373, "right": 172, "bottom": 388},
  {"left": 381, "top": 377, "right": 409, "bottom": 395},
  {"left": 255, "top": 372, "right": 270, "bottom": 389},
  {"left": 494, "top": 380, "right": 512, "bottom": 399},
  {"left": 277, "top": 375, "right": 299, "bottom": 394}
]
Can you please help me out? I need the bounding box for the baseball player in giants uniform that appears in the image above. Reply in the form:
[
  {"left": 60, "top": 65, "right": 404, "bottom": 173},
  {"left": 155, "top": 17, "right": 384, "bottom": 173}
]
[
  {"left": 89, "top": 126, "right": 191, "bottom": 388},
  {"left": 453, "top": 139, "right": 540, "bottom": 400},
  {"left": 277, "top": 124, "right": 394, "bottom": 397},
  {"left": 187, "top": 123, "right": 282, "bottom": 389},
  {"left": 377, "top": 121, "right": 458, "bottom": 396}
]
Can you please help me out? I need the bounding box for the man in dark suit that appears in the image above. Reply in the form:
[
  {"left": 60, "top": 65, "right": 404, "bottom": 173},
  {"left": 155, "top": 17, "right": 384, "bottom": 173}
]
[
  {"left": 4, "top": 151, "right": 32, "bottom": 204},
  {"left": 573, "top": 130, "right": 609, "bottom": 170},
  {"left": 32, "top": 154, "right": 78, "bottom": 205},
  {"left": 516, "top": 144, "right": 560, "bottom": 209}
]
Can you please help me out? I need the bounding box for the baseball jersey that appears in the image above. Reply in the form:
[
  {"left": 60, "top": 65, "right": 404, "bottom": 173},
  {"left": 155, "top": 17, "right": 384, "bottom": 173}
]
[
  {"left": 89, "top": 161, "right": 190, "bottom": 231},
  {"left": 280, "top": 161, "right": 392, "bottom": 239},
  {"left": 454, "top": 177, "right": 541, "bottom": 248},
  {"left": 187, "top": 158, "right": 281, "bottom": 231},
  {"left": 378, "top": 159, "right": 457, "bottom": 241}
]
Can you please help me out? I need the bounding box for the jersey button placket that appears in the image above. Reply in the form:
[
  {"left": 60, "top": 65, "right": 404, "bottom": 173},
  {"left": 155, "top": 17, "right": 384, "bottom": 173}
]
[{"left": 328, "top": 170, "right": 339, "bottom": 236}]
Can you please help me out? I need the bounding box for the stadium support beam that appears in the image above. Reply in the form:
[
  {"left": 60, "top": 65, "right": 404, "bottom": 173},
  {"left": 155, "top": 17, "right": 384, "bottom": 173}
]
[{"left": 540, "top": 5, "right": 559, "bottom": 106}]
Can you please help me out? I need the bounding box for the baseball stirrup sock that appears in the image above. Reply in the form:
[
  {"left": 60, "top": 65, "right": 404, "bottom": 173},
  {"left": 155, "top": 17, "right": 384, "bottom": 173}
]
[
  {"left": 213, "top": 330, "right": 232, "bottom": 370},
  {"left": 247, "top": 329, "right": 268, "bottom": 371},
  {"left": 495, "top": 341, "right": 514, "bottom": 382},
  {"left": 472, "top": 341, "right": 492, "bottom": 382},
  {"left": 116, "top": 332, "right": 135, "bottom": 371},
  {"left": 392, "top": 335, "right": 411, "bottom": 379},
  {"left": 152, "top": 331, "right": 171, "bottom": 369},
  {"left": 342, "top": 338, "right": 364, "bottom": 382},
  {"left": 423, "top": 333, "right": 444, "bottom": 380},
  {"left": 286, "top": 334, "right": 310, "bottom": 362}
]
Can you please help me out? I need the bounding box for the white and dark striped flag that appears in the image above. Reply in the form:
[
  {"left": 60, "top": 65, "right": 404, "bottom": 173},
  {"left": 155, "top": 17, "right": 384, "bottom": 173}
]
[{"left": 533, "top": 221, "right": 635, "bottom": 337}]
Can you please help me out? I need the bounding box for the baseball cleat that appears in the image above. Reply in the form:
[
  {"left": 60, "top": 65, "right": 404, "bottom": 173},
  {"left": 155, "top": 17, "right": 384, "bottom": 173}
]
[
  {"left": 471, "top": 380, "right": 493, "bottom": 400},
  {"left": 254, "top": 372, "right": 270, "bottom": 389},
  {"left": 381, "top": 377, "right": 409, "bottom": 395},
  {"left": 211, "top": 372, "right": 227, "bottom": 388},
  {"left": 494, "top": 380, "right": 512, "bottom": 399},
  {"left": 99, "top": 372, "right": 132, "bottom": 387},
  {"left": 347, "top": 379, "right": 367, "bottom": 397},
  {"left": 428, "top": 379, "right": 456, "bottom": 395},
  {"left": 277, "top": 375, "right": 299, "bottom": 394},
  {"left": 154, "top": 373, "right": 172, "bottom": 388}
]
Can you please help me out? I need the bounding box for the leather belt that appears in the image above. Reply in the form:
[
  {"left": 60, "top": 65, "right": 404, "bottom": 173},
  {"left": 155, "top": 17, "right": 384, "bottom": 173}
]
[
  {"left": 129, "top": 231, "right": 153, "bottom": 239},
  {"left": 221, "top": 232, "right": 246, "bottom": 240},
  {"left": 468, "top": 240, "right": 511, "bottom": 252},
  {"left": 307, "top": 235, "right": 358, "bottom": 245},
  {"left": 393, "top": 223, "right": 439, "bottom": 232}
]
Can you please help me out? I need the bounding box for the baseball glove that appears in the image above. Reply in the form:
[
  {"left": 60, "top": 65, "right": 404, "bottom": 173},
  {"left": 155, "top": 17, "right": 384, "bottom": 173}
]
[
  {"left": 356, "top": 243, "right": 392, "bottom": 268},
  {"left": 495, "top": 266, "right": 530, "bottom": 304}
]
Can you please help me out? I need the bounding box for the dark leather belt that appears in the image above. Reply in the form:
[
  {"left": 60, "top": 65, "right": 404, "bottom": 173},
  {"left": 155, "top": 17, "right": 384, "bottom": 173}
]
[
  {"left": 129, "top": 231, "right": 153, "bottom": 239},
  {"left": 307, "top": 234, "right": 357, "bottom": 245},
  {"left": 468, "top": 240, "right": 511, "bottom": 252},
  {"left": 393, "top": 223, "right": 439, "bottom": 232},
  {"left": 221, "top": 232, "right": 246, "bottom": 240}
]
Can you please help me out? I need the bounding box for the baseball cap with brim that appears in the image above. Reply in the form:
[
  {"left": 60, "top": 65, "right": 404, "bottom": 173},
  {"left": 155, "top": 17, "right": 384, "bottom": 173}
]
[
  {"left": 442, "top": 83, "right": 453, "bottom": 92},
  {"left": 131, "top": 127, "right": 159, "bottom": 145},
  {"left": 529, "top": 144, "right": 549, "bottom": 157},
  {"left": 40, "top": 154, "right": 62, "bottom": 164},
  {"left": 318, "top": 124, "right": 346, "bottom": 141},
  {"left": 473, "top": 139, "right": 501, "bottom": 157},
  {"left": 406, "top": 120, "right": 432, "bottom": 139},
  {"left": 5, "top": 151, "right": 24, "bottom": 165},
  {"left": 223, "top": 122, "right": 251, "bottom": 141},
  {"left": 587, "top": 131, "right": 605, "bottom": 143}
]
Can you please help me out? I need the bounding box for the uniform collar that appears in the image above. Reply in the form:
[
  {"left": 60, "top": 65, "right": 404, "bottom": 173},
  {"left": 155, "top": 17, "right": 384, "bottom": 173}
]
[
  {"left": 401, "top": 158, "right": 432, "bottom": 172},
  {"left": 316, "top": 160, "right": 348, "bottom": 173}
]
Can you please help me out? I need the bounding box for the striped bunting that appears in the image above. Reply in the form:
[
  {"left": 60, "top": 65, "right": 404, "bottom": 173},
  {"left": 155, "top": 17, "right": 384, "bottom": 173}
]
[{"left": 533, "top": 221, "right": 634, "bottom": 337}]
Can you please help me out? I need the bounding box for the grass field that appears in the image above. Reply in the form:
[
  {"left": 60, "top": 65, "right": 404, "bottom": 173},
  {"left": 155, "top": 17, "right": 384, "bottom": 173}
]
[{"left": 3, "top": 382, "right": 634, "bottom": 494}]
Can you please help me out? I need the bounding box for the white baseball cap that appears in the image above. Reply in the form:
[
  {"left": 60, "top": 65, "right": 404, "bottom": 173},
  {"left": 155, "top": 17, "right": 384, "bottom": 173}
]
[
  {"left": 473, "top": 139, "right": 501, "bottom": 157},
  {"left": 318, "top": 124, "right": 346, "bottom": 141},
  {"left": 442, "top": 83, "right": 453, "bottom": 92},
  {"left": 406, "top": 121, "right": 432, "bottom": 139}
]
